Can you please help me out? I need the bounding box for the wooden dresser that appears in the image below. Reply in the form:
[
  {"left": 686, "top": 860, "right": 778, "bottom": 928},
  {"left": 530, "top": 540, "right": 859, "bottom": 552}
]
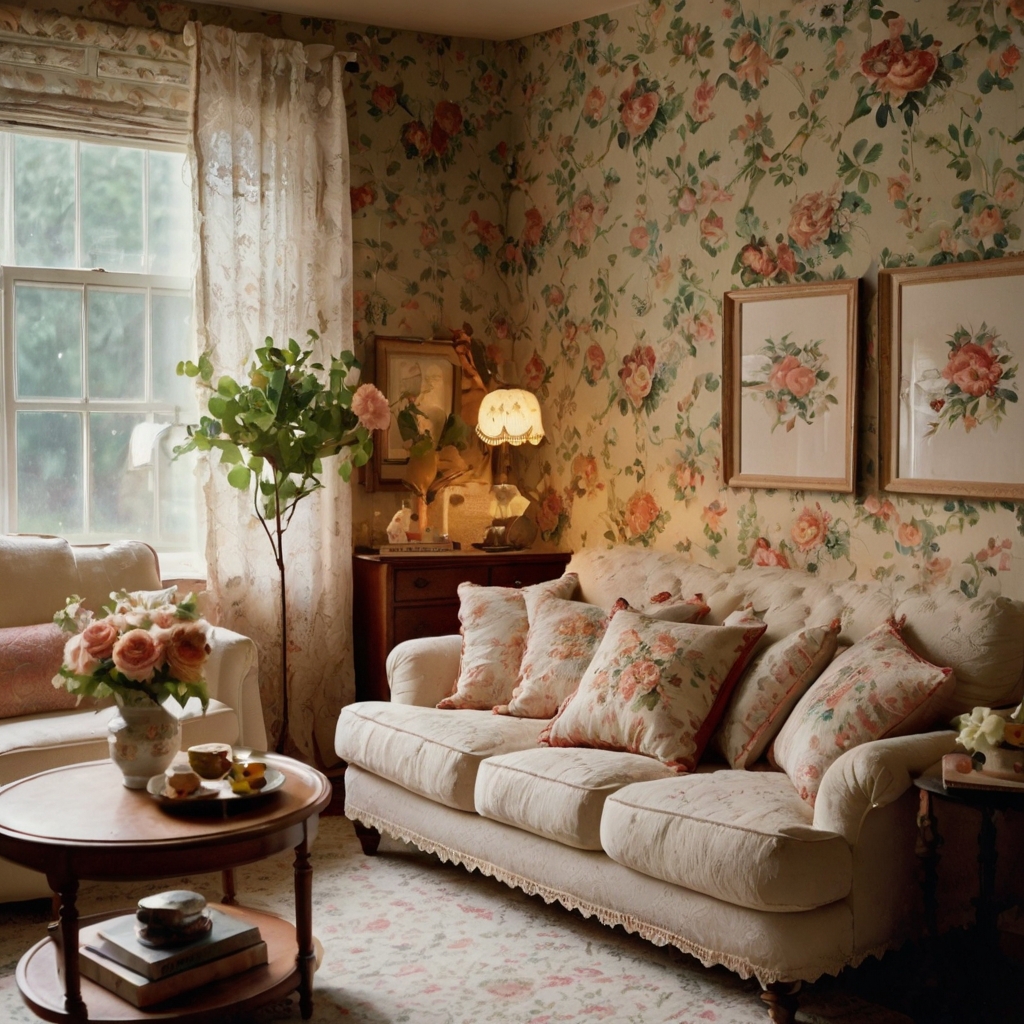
[{"left": 353, "top": 550, "right": 572, "bottom": 702}]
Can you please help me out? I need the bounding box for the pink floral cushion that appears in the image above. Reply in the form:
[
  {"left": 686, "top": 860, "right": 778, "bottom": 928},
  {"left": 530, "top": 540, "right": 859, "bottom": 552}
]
[
  {"left": 540, "top": 611, "right": 767, "bottom": 770},
  {"left": 437, "top": 573, "right": 579, "bottom": 711},
  {"left": 771, "top": 618, "right": 956, "bottom": 806},
  {"left": 494, "top": 592, "right": 609, "bottom": 719},
  {"left": 611, "top": 592, "right": 710, "bottom": 623},
  {"left": 0, "top": 623, "right": 81, "bottom": 720},
  {"left": 713, "top": 611, "right": 841, "bottom": 769}
]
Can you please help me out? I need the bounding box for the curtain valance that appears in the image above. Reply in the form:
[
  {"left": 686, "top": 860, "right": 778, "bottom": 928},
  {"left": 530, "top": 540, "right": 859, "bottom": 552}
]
[{"left": 0, "top": 7, "right": 190, "bottom": 143}]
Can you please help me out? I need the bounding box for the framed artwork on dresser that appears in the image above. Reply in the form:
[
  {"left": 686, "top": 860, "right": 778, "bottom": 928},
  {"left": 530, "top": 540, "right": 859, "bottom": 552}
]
[
  {"left": 722, "top": 278, "right": 859, "bottom": 493},
  {"left": 879, "top": 257, "right": 1024, "bottom": 501}
]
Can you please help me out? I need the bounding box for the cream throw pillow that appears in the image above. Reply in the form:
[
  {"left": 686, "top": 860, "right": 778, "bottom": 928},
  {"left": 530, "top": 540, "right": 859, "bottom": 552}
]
[
  {"left": 714, "top": 611, "right": 841, "bottom": 769},
  {"left": 437, "top": 573, "right": 579, "bottom": 711},
  {"left": 772, "top": 617, "right": 956, "bottom": 806},
  {"left": 494, "top": 592, "right": 608, "bottom": 719},
  {"left": 540, "top": 611, "right": 766, "bottom": 770}
]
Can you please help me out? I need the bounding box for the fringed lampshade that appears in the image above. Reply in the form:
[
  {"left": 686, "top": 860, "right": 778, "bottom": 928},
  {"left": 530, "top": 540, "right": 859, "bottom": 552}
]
[{"left": 475, "top": 389, "right": 545, "bottom": 447}]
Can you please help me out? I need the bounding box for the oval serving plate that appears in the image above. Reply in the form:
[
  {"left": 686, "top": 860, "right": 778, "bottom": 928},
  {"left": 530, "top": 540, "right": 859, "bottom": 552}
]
[{"left": 146, "top": 767, "right": 286, "bottom": 806}]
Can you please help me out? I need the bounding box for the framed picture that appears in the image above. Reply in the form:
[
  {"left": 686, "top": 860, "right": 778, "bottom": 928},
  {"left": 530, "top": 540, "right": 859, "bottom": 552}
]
[
  {"left": 722, "top": 279, "right": 859, "bottom": 492},
  {"left": 368, "top": 336, "right": 462, "bottom": 490},
  {"left": 879, "top": 257, "right": 1024, "bottom": 501}
]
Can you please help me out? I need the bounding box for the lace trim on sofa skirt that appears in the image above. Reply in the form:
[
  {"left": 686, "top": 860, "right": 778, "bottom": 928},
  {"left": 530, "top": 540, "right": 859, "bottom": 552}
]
[{"left": 345, "top": 802, "right": 896, "bottom": 986}]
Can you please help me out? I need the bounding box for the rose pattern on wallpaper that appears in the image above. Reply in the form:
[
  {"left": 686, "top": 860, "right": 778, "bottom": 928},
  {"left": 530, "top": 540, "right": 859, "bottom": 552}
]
[
  {"left": 744, "top": 334, "right": 837, "bottom": 432},
  {"left": 924, "top": 323, "right": 1019, "bottom": 434},
  {"left": 42, "top": 0, "right": 1024, "bottom": 603}
]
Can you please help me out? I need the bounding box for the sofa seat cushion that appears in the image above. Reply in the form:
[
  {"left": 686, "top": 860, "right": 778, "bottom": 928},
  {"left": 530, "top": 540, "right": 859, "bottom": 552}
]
[
  {"left": 600, "top": 771, "right": 852, "bottom": 912},
  {"left": 0, "top": 698, "right": 238, "bottom": 787},
  {"left": 335, "top": 701, "right": 548, "bottom": 811},
  {"left": 475, "top": 747, "right": 676, "bottom": 850}
]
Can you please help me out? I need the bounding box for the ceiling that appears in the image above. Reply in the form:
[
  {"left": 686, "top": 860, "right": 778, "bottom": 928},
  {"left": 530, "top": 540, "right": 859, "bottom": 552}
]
[{"left": 224, "top": 0, "right": 632, "bottom": 41}]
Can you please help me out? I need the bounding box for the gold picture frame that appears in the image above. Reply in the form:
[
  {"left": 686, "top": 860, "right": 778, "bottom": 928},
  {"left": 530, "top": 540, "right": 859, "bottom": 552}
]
[
  {"left": 367, "top": 336, "right": 462, "bottom": 491},
  {"left": 879, "top": 256, "right": 1024, "bottom": 501},
  {"left": 722, "top": 279, "right": 859, "bottom": 492}
]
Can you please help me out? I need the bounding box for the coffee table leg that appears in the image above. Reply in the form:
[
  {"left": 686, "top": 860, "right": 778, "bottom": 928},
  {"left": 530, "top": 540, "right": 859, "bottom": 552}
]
[
  {"left": 54, "top": 877, "right": 87, "bottom": 1019},
  {"left": 293, "top": 825, "right": 315, "bottom": 1019},
  {"left": 221, "top": 868, "right": 237, "bottom": 905}
]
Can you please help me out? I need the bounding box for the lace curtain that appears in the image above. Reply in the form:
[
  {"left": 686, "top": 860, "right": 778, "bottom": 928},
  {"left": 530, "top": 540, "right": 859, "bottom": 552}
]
[{"left": 186, "top": 22, "right": 354, "bottom": 764}]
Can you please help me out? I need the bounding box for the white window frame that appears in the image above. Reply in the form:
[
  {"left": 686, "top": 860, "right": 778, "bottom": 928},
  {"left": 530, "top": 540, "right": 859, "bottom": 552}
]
[{"left": 0, "top": 128, "right": 200, "bottom": 567}]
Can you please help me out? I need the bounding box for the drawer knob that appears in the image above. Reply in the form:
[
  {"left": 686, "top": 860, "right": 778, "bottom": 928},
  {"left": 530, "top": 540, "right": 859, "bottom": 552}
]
[
  {"left": 513, "top": 579, "right": 523, "bottom": 588},
  {"left": 413, "top": 577, "right": 430, "bottom": 589}
]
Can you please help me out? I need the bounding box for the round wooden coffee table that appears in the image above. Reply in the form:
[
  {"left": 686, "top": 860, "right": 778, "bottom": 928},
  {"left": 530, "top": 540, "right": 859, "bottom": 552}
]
[{"left": 0, "top": 755, "right": 331, "bottom": 1023}]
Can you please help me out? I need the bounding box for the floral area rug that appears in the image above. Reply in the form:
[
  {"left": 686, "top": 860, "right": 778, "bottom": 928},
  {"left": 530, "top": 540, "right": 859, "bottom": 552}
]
[{"left": 0, "top": 817, "right": 910, "bottom": 1023}]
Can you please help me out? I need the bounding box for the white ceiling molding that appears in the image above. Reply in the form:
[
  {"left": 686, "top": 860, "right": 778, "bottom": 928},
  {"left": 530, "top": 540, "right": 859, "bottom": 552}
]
[{"left": 222, "top": 0, "right": 634, "bottom": 42}]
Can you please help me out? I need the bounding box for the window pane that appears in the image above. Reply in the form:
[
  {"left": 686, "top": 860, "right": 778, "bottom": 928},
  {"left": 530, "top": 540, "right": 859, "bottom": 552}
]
[
  {"left": 88, "top": 289, "right": 145, "bottom": 399},
  {"left": 15, "top": 285, "right": 82, "bottom": 398},
  {"left": 14, "top": 135, "right": 75, "bottom": 268},
  {"left": 16, "top": 411, "right": 84, "bottom": 533},
  {"left": 151, "top": 293, "right": 196, "bottom": 415},
  {"left": 158, "top": 429, "right": 198, "bottom": 547},
  {"left": 148, "top": 151, "right": 192, "bottom": 275},
  {"left": 90, "top": 412, "right": 152, "bottom": 535},
  {"left": 81, "top": 143, "right": 144, "bottom": 272}
]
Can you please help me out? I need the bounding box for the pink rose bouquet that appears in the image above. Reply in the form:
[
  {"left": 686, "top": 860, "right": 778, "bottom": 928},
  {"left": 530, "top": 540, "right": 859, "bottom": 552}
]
[{"left": 53, "top": 588, "right": 211, "bottom": 709}]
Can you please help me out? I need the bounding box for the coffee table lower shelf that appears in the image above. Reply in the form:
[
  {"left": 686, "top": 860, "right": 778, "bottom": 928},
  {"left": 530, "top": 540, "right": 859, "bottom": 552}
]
[{"left": 17, "top": 905, "right": 301, "bottom": 1023}]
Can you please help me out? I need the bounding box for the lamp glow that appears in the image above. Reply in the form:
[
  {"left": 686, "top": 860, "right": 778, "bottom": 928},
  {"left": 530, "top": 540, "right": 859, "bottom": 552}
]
[{"left": 475, "top": 389, "right": 545, "bottom": 447}]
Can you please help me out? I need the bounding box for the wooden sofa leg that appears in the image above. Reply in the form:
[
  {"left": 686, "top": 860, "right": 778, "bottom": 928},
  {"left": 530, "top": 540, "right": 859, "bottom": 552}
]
[
  {"left": 760, "top": 981, "right": 801, "bottom": 1023},
  {"left": 354, "top": 821, "right": 381, "bottom": 856}
]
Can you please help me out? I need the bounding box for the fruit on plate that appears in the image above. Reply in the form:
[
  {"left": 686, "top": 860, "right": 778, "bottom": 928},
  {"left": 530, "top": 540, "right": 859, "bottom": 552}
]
[
  {"left": 164, "top": 765, "right": 202, "bottom": 799},
  {"left": 187, "top": 742, "right": 233, "bottom": 779},
  {"left": 229, "top": 760, "right": 268, "bottom": 794}
]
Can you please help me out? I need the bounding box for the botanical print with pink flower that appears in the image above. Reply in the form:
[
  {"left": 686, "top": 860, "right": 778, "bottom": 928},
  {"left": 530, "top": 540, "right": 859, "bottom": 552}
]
[
  {"left": 743, "top": 334, "right": 837, "bottom": 433},
  {"left": 772, "top": 619, "right": 956, "bottom": 807},
  {"left": 540, "top": 612, "right": 766, "bottom": 770},
  {"left": 924, "top": 323, "right": 1018, "bottom": 435},
  {"left": 494, "top": 591, "right": 608, "bottom": 719}
]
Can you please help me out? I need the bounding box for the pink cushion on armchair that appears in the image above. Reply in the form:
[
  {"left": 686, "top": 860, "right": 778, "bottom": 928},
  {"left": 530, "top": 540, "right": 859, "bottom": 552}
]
[{"left": 0, "top": 623, "right": 81, "bottom": 720}]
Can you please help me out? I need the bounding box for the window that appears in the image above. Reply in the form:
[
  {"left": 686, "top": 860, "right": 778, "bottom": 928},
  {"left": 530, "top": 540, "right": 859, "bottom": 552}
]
[{"left": 0, "top": 130, "right": 201, "bottom": 572}]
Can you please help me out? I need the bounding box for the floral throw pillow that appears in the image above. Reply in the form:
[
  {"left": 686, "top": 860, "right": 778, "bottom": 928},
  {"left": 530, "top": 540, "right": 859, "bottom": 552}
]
[
  {"left": 713, "top": 613, "right": 841, "bottom": 769},
  {"left": 771, "top": 617, "right": 956, "bottom": 806},
  {"left": 494, "top": 592, "right": 609, "bottom": 719},
  {"left": 611, "top": 592, "right": 710, "bottom": 623},
  {"left": 437, "top": 573, "right": 579, "bottom": 711},
  {"left": 0, "top": 623, "right": 81, "bottom": 720},
  {"left": 539, "top": 611, "right": 767, "bottom": 770}
]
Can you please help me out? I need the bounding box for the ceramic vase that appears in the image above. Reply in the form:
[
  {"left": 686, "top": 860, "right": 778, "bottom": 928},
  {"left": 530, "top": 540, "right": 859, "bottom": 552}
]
[{"left": 107, "top": 695, "right": 181, "bottom": 789}]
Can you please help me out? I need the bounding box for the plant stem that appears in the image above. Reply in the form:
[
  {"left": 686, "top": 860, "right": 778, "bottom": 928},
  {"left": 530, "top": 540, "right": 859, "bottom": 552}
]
[{"left": 274, "top": 474, "right": 289, "bottom": 755}]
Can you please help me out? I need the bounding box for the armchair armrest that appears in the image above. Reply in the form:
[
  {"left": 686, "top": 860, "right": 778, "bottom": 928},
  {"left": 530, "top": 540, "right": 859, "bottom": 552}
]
[
  {"left": 205, "top": 625, "right": 267, "bottom": 750},
  {"left": 813, "top": 731, "right": 958, "bottom": 844},
  {"left": 386, "top": 635, "right": 462, "bottom": 706}
]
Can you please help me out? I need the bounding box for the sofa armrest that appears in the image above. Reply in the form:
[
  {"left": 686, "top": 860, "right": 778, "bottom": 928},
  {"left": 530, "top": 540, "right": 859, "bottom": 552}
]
[
  {"left": 386, "top": 635, "right": 462, "bottom": 706},
  {"left": 812, "top": 731, "right": 958, "bottom": 843},
  {"left": 204, "top": 625, "right": 268, "bottom": 751}
]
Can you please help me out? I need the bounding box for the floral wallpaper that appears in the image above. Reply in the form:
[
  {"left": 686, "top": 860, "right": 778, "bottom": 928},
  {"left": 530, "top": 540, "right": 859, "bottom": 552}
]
[
  {"left": 19, "top": 0, "right": 1024, "bottom": 602},
  {"left": 499, "top": 0, "right": 1024, "bottom": 602}
]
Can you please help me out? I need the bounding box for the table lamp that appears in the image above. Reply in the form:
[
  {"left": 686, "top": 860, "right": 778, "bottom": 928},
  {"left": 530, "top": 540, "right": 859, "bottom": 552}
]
[{"left": 475, "top": 388, "right": 545, "bottom": 547}]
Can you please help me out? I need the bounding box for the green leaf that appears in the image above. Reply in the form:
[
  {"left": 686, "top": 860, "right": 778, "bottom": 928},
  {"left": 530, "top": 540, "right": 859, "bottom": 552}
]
[{"left": 226, "top": 465, "right": 252, "bottom": 490}]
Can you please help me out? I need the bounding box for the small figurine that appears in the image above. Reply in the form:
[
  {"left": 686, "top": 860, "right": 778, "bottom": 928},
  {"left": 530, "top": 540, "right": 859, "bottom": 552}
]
[{"left": 386, "top": 506, "right": 413, "bottom": 543}]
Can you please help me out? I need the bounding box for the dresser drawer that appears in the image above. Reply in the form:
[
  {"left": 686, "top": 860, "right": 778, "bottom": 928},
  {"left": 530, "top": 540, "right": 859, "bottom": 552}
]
[
  {"left": 489, "top": 562, "right": 566, "bottom": 589},
  {"left": 393, "top": 603, "right": 462, "bottom": 644},
  {"left": 393, "top": 565, "right": 489, "bottom": 603}
]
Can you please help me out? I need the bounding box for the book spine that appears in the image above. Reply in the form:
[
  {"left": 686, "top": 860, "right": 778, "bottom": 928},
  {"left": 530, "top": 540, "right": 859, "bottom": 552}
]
[
  {"left": 79, "top": 941, "right": 268, "bottom": 1008},
  {"left": 90, "top": 926, "right": 260, "bottom": 980}
]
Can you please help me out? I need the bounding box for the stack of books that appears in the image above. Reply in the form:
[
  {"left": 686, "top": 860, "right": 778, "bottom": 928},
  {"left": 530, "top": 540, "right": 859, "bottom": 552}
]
[{"left": 73, "top": 907, "right": 267, "bottom": 1007}]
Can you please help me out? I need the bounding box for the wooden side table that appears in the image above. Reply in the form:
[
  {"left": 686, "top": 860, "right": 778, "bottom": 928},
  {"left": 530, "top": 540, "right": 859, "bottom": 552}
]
[
  {"left": 915, "top": 774, "right": 1024, "bottom": 951},
  {"left": 0, "top": 756, "right": 330, "bottom": 1023},
  {"left": 352, "top": 549, "right": 572, "bottom": 701}
]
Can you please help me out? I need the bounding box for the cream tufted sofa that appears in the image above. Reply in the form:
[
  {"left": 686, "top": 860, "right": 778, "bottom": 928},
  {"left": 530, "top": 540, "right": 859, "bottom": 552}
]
[
  {"left": 0, "top": 535, "right": 266, "bottom": 902},
  {"left": 337, "top": 547, "right": 1024, "bottom": 1020}
]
